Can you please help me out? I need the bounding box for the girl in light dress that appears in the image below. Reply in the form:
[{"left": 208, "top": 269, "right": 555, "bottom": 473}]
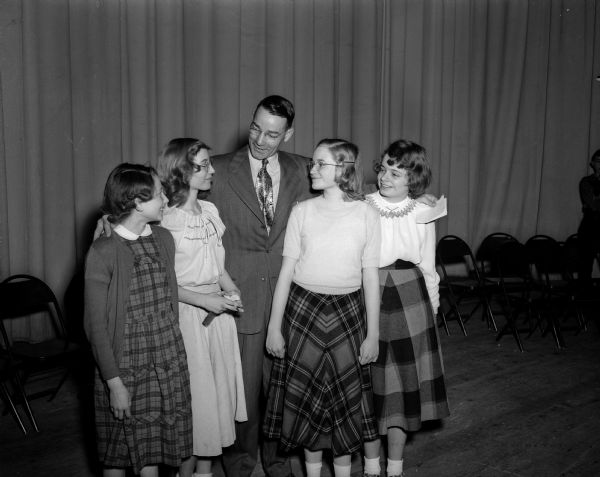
[
  {"left": 84, "top": 163, "right": 193, "bottom": 477},
  {"left": 157, "top": 138, "right": 247, "bottom": 477},
  {"left": 363, "top": 139, "right": 449, "bottom": 477},
  {"left": 264, "top": 139, "right": 380, "bottom": 477}
]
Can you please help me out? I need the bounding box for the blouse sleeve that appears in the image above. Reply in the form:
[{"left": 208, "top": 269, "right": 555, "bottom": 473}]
[
  {"left": 361, "top": 205, "right": 381, "bottom": 268},
  {"left": 282, "top": 203, "right": 303, "bottom": 259},
  {"left": 418, "top": 221, "right": 440, "bottom": 314}
]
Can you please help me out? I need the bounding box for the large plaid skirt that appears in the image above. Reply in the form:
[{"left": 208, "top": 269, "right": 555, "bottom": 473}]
[
  {"left": 371, "top": 260, "right": 449, "bottom": 433},
  {"left": 94, "top": 236, "right": 192, "bottom": 472},
  {"left": 263, "top": 283, "right": 378, "bottom": 456}
]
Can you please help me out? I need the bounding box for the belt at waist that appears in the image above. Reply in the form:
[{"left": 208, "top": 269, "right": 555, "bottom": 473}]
[{"left": 380, "top": 259, "right": 416, "bottom": 270}]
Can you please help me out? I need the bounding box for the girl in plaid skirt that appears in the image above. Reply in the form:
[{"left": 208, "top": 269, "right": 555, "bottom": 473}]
[
  {"left": 363, "top": 140, "right": 450, "bottom": 477},
  {"left": 85, "top": 164, "right": 193, "bottom": 477},
  {"left": 264, "top": 139, "right": 381, "bottom": 477}
]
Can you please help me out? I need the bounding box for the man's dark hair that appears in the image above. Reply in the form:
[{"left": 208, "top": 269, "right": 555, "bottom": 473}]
[{"left": 254, "top": 95, "right": 295, "bottom": 129}]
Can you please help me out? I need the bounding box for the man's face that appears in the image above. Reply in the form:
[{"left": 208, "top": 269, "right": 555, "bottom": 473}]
[{"left": 248, "top": 106, "right": 293, "bottom": 161}]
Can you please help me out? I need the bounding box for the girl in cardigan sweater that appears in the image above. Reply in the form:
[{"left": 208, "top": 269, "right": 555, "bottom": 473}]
[{"left": 84, "top": 163, "right": 192, "bottom": 477}]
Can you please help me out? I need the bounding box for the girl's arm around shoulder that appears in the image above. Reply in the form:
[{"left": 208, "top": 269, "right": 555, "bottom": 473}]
[
  {"left": 364, "top": 200, "right": 381, "bottom": 222},
  {"left": 265, "top": 256, "right": 297, "bottom": 359}
]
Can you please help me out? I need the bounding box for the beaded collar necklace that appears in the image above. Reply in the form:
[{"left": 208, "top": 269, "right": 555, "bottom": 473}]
[{"left": 365, "top": 195, "right": 417, "bottom": 218}]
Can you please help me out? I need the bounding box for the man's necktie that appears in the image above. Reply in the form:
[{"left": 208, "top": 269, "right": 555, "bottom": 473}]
[{"left": 257, "top": 159, "right": 274, "bottom": 229}]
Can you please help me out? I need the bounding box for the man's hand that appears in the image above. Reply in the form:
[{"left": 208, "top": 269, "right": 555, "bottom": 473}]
[{"left": 93, "top": 215, "right": 112, "bottom": 240}]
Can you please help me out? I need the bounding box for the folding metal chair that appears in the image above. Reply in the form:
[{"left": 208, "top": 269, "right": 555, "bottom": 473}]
[
  {"left": 526, "top": 235, "right": 581, "bottom": 339},
  {"left": 0, "top": 275, "right": 81, "bottom": 402},
  {"left": 495, "top": 241, "right": 562, "bottom": 351},
  {"left": 437, "top": 235, "right": 497, "bottom": 335},
  {"left": 476, "top": 233, "right": 519, "bottom": 284}
]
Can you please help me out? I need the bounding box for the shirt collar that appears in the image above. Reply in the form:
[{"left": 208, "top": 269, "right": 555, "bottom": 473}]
[
  {"left": 248, "top": 149, "right": 279, "bottom": 164},
  {"left": 114, "top": 223, "right": 152, "bottom": 240}
]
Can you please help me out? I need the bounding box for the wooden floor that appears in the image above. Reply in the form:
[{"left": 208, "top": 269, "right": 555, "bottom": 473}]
[{"left": 1, "top": 310, "right": 600, "bottom": 477}]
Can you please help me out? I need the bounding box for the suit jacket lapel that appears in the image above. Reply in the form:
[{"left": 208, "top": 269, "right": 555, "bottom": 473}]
[
  {"left": 270, "top": 151, "right": 305, "bottom": 239},
  {"left": 228, "top": 148, "right": 264, "bottom": 223}
]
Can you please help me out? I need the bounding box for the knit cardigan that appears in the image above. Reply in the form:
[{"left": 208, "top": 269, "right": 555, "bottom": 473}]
[{"left": 83, "top": 225, "right": 179, "bottom": 381}]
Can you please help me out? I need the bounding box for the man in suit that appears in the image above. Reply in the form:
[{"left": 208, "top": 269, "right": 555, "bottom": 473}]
[{"left": 210, "top": 95, "right": 313, "bottom": 477}]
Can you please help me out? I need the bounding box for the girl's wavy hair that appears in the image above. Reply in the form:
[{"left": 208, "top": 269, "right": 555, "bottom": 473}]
[
  {"left": 316, "top": 138, "right": 364, "bottom": 201},
  {"left": 102, "top": 163, "right": 158, "bottom": 224},
  {"left": 157, "top": 138, "right": 211, "bottom": 207},
  {"left": 378, "top": 139, "right": 431, "bottom": 198}
]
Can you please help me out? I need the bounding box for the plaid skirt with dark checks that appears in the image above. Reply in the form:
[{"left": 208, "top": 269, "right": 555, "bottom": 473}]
[
  {"left": 371, "top": 259, "right": 450, "bottom": 433},
  {"left": 94, "top": 235, "right": 192, "bottom": 472},
  {"left": 263, "top": 283, "right": 378, "bottom": 456}
]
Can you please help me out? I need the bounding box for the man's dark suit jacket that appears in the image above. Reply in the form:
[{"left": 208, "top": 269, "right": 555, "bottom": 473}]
[{"left": 209, "top": 147, "right": 312, "bottom": 334}]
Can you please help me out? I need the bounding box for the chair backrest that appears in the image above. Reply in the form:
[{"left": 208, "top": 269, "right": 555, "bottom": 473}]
[
  {"left": 476, "top": 233, "right": 519, "bottom": 276},
  {"left": 437, "top": 235, "right": 480, "bottom": 279},
  {"left": 0, "top": 275, "right": 68, "bottom": 347},
  {"left": 496, "top": 241, "right": 531, "bottom": 280},
  {"left": 525, "top": 235, "right": 564, "bottom": 279}
]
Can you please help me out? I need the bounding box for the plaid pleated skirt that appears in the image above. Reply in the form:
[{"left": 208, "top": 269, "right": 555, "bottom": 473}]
[
  {"left": 94, "top": 236, "right": 192, "bottom": 473},
  {"left": 263, "top": 283, "right": 378, "bottom": 456},
  {"left": 371, "top": 259, "right": 449, "bottom": 434}
]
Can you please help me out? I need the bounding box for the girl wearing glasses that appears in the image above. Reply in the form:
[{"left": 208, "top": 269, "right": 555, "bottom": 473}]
[
  {"left": 264, "top": 138, "right": 380, "bottom": 477},
  {"left": 157, "top": 138, "right": 247, "bottom": 477},
  {"left": 362, "top": 139, "right": 449, "bottom": 477}
]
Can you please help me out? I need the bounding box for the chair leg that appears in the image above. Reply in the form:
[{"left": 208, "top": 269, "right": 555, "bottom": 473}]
[
  {"left": 438, "top": 308, "right": 450, "bottom": 336},
  {"left": 13, "top": 372, "right": 38, "bottom": 432},
  {"left": 496, "top": 310, "right": 524, "bottom": 352},
  {"left": 48, "top": 368, "right": 70, "bottom": 402},
  {"left": 444, "top": 288, "right": 468, "bottom": 336},
  {"left": 525, "top": 303, "right": 544, "bottom": 338},
  {"left": 544, "top": 313, "right": 564, "bottom": 350},
  {"left": 1, "top": 381, "right": 27, "bottom": 435},
  {"left": 456, "top": 310, "right": 468, "bottom": 337},
  {"left": 511, "top": 323, "right": 525, "bottom": 352},
  {"left": 447, "top": 305, "right": 468, "bottom": 336},
  {"left": 482, "top": 295, "right": 498, "bottom": 332}
]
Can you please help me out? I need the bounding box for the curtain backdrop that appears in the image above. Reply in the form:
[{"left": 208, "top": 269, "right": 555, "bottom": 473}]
[{"left": 1, "top": 0, "right": 599, "bottom": 342}]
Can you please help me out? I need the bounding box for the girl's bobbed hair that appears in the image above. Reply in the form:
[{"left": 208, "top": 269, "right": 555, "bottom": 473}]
[
  {"left": 102, "top": 163, "right": 158, "bottom": 224},
  {"left": 316, "top": 138, "right": 364, "bottom": 201},
  {"left": 379, "top": 139, "right": 431, "bottom": 198},
  {"left": 157, "top": 138, "right": 211, "bottom": 207}
]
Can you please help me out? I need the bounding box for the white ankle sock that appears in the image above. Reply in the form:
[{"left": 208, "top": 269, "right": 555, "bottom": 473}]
[
  {"left": 387, "top": 458, "right": 404, "bottom": 476},
  {"left": 364, "top": 456, "right": 381, "bottom": 474},
  {"left": 333, "top": 462, "right": 351, "bottom": 477},
  {"left": 306, "top": 461, "right": 322, "bottom": 477}
]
